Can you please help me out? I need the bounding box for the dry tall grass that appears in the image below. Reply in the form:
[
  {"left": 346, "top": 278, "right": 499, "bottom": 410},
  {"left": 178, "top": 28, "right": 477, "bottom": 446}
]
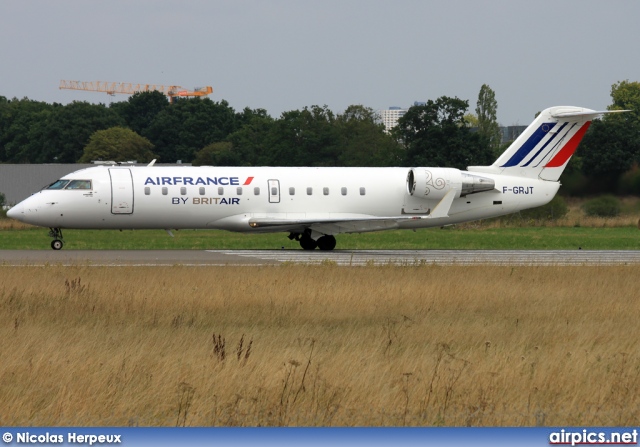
[
  {"left": 0, "top": 219, "right": 34, "bottom": 230},
  {"left": 1, "top": 265, "right": 639, "bottom": 426},
  {"left": 459, "top": 197, "right": 640, "bottom": 229}
]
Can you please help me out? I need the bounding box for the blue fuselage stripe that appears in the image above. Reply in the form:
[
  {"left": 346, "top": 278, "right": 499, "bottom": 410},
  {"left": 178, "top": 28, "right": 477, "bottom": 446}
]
[{"left": 501, "top": 122, "right": 556, "bottom": 167}]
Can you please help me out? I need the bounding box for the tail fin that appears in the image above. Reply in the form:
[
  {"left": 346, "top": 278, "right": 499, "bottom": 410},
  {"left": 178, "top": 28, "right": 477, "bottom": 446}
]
[{"left": 468, "top": 106, "right": 626, "bottom": 181}]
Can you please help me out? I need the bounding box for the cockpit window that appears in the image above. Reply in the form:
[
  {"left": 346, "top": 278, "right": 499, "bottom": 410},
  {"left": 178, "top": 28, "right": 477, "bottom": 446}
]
[
  {"left": 46, "top": 180, "right": 70, "bottom": 190},
  {"left": 65, "top": 180, "right": 92, "bottom": 190}
]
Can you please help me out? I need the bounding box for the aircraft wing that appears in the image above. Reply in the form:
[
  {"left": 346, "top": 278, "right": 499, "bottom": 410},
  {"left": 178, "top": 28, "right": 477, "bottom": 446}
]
[
  {"left": 247, "top": 190, "right": 457, "bottom": 234},
  {"left": 247, "top": 208, "right": 456, "bottom": 234},
  {"left": 248, "top": 214, "right": 425, "bottom": 234}
]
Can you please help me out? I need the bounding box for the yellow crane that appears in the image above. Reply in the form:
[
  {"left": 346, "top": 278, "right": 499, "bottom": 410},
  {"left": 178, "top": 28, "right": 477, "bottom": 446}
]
[{"left": 59, "top": 80, "right": 213, "bottom": 103}]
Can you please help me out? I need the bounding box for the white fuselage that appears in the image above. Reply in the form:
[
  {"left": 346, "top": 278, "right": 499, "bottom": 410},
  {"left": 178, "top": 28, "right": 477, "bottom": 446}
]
[{"left": 10, "top": 165, "right": 559, "bottom": 233}]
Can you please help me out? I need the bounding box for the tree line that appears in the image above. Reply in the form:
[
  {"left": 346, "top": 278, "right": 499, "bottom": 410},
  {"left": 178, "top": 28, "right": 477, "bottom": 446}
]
[{"left": 1, "top": 81, "right": 639, "bottom": 195}]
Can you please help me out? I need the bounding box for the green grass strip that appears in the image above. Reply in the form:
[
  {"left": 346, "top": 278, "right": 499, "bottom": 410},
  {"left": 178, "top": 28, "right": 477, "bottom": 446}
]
[{"left": 1, "top": 226, "right": 639, "bottom": 250}]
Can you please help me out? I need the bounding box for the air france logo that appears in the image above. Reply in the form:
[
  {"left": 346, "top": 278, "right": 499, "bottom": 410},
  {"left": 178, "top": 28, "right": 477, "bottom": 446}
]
[{"left": 144, "top": 176, "right": 254, "bottom": 186}]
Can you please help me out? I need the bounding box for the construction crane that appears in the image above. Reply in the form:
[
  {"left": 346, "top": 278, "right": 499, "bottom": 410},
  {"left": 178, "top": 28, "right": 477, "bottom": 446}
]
[{"left": 59, "top": 80, "right": 213, "bottom": 103}]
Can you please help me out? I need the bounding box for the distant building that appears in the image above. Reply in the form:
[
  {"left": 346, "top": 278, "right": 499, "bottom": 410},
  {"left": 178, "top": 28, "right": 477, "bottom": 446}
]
[
  {"left": 500, "top": 125, "right": 527, "bottom": 144},
  {"left": 379, "top": 107, "right": 408, "bottom": 133},
  {"left": 468, "top": 126, "right": 527, "bottom": 145},
  {"left": 378, "top": 102, "right": 429, "bottom": 133}
]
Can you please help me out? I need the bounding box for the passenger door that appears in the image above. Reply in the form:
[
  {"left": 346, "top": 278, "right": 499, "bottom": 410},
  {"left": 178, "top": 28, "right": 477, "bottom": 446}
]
[
  {"left": 268, "top": 179, "right": 280, "bottom": 204},
  {"left": 109, "top": 168, "right": 134, "bottom": 214}
]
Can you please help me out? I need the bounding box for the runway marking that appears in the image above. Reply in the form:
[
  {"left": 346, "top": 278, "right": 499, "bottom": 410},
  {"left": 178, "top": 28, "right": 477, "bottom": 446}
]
[
  {"left": 1, "top": 250, "right": 640, "bottom": 267},
  {"left": 214, "top": 250, "right": 640, "bottom": 266}
]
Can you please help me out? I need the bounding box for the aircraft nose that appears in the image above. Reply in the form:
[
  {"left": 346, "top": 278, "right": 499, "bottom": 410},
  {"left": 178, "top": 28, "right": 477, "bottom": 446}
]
[{"left": 6, "top": 203, "right": 23, "bottom": 220}]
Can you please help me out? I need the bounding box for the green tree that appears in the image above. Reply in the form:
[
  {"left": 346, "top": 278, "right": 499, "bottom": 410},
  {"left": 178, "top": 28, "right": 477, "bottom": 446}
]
[
  {"left": 610, "top": 79, "right": 640, "bottom": 112},
  {"left": 395, "top": 96, "right": 493, "bottom": 169},
  {"left": 335, "top": 105, "right": 402, "bottom": 166},
  {"left": 225, "top": 108, "right": 276, "bottom": 166},
  {"left": 192, "top": 142, "right": 239, "bottom": 166},
  {"left": 0, "top": 98, "right": 56, "bottom": 162},
  {"left": 78, "top": 127, "right": 156, "bottom": 163},
  {"left": 30, "top": 101, "right": 125, "bottom": 163},
  {"left": 463, "top": 113, "right": 479, "bottom": 128},
  {"left": 267, "top": 105, "right": 340, "bottom": 166},
  {"left": 112, "top": 91, "right": 169, "bottom": 136},
  {"left": 578, "top": 80, "right": 640, "bottom": 188},
  {"left": 475, "top": 84, "right": 501, "bottom": 152},
  {"left": 144, "top": 98, "right": 238, "bottom": 162}
]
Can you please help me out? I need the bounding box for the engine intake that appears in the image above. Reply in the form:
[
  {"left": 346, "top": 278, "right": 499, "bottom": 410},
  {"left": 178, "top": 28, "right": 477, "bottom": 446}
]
[{"left": 407, "top": 168, "right": 495, "bottom": 199}]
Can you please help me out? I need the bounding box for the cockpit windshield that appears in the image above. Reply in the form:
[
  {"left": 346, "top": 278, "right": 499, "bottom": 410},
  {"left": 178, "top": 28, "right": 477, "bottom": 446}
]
[
  {"left": 66, "top": 180, "right": 92, "bottom": 190},
  {"left": 45, "top": 179, "right": 92, "bottom": 190},
  {"left": 46, "top": 180, "right": 70, "bottom": 190}
]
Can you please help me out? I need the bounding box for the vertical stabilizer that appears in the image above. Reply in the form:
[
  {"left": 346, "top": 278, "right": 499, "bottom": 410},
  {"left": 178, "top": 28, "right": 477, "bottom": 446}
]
[{"left": 469, "top": 106, "right": 625, "bottom": 181}]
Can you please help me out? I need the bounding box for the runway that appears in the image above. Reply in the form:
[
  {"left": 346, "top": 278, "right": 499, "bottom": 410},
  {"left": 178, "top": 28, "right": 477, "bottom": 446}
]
[{"left": 1, "top": 249, "right": 640, "bottom": 266}]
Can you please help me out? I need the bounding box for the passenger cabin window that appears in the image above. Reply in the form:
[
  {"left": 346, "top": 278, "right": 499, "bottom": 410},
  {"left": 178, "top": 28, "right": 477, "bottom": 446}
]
[
  {"left": 236, "top": 187, "right": 243, "bottom": 195},
  {"left": 323, "top": 187, "right": 329, "bottom": 196},
  {"left": 360, "top": 187, "right": 366, "bottom": 196},
  {"left": 162, "top": 187, "right": 168, "bottom": 195},
  {"left": 289, "top": 187, "right": 295, "bottom": 195},
  {"left": 307, "top": 187, "right": 313, "bottom": 195},
  {"left": 254, "top": 187, "right": 260, "bottom": 195},
  {"left": 180, "top": 187, "right": 187, "bottom": 195},
  {"left": 341, "top": 187, "right": 347, "bottom": 196},
  {"left": 218, "top": 187, "right": 224, "bottom": 195},
  {"left": 199, "top": 187, "right": 205, "bottom": 195},
  {"left": 144, "top": 187, "right": 150, "bottom": 195},
  {"left": 46, "top": 180, "right": 70, "bottom": 190}
]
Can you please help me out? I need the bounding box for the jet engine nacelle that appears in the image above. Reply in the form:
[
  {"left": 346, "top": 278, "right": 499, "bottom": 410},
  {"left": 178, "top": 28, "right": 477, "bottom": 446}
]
[{"left": 407, "top": 168, "right": 495, "bottom": 200}]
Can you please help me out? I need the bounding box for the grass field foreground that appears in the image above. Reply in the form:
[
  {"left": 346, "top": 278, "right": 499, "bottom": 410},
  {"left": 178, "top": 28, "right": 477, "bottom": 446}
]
[{"left": 1, "top": 264, "right": 639, "bottom": 426}]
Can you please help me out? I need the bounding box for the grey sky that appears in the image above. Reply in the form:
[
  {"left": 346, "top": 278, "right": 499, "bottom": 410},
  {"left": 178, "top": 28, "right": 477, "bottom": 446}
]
[{"left": 1, "top": 1, "right": 638, "bottom": 126}]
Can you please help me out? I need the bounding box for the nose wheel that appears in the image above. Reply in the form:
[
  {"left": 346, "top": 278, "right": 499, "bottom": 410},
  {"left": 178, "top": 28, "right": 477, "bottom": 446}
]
[{"left": 48, "top": 228, "right": 64, "bottom": 250}]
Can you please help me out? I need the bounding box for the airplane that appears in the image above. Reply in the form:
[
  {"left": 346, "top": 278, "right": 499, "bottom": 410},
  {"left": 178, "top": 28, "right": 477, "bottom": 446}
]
[{"left": 7, "top": 106, "right": 624, "bottom": 251}]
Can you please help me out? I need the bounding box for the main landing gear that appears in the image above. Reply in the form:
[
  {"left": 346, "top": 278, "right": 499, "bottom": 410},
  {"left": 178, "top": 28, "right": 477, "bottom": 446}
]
[
  {"left": 289, "top": 230, "right": 336, "bottom": 251},
  {"left": 48, "top": 228, "right": 64, "bottom": 250}
]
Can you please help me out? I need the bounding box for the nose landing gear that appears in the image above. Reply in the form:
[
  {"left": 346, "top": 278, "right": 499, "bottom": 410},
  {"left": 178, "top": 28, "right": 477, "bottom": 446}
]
[{"left": 48, "top": 228, "right": 64, "bottom": 250}]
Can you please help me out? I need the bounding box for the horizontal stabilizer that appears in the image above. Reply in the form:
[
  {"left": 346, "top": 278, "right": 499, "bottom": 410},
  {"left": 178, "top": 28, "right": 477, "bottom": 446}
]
[{"left": 551, "top": 109, "right": 630, "bottom": 118}]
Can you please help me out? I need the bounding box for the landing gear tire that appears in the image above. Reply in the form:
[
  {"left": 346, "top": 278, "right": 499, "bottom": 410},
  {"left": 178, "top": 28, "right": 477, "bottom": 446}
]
[
  {"left": 317, "top": 235, "right": 336, "bottom": 251},
  {"left": 48, "top": 228, "right": 64, "bottom": 250},
  {"left": 299, "top": 235, "right": 318, "bottom": 250}
]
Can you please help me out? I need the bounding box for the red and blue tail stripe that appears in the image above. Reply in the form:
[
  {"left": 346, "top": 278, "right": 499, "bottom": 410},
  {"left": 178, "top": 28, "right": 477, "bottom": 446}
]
[
  {"left": 545, "top": 121, "right": 591, "bottom": 168},
  {"left": 500, "top": 121, "right": 591, "bottom": 169}
]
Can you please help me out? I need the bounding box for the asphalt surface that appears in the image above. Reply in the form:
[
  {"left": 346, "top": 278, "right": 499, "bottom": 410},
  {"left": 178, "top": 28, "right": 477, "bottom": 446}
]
[{"left": 1, "top": 249, "right": 640, "bottom": 266}]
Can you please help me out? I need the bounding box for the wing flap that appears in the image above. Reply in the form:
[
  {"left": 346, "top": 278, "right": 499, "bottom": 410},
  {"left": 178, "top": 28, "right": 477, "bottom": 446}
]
[
  {"left": 247, "top": 214, "right": 447, "bottom": 234},
  {"left": 248, "top": 190, "right": 458, "bottom": 234}
]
